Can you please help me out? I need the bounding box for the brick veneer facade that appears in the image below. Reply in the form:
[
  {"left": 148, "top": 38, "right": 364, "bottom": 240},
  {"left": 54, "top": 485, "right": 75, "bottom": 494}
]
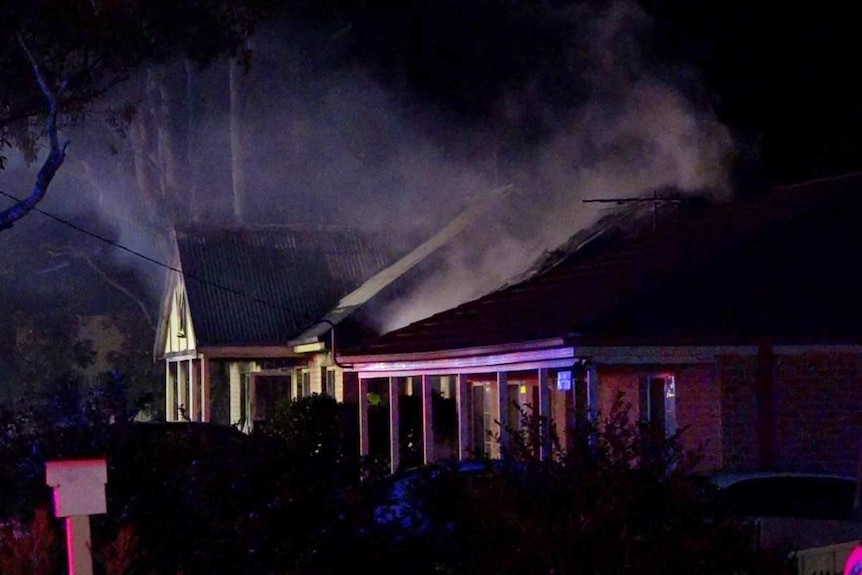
[
  {"left": 755, "top": 352, "right": 861, "bottom": 474},
  {"left": 597, "top": 364, "right": 723, "bottom": 471},
  {"left": 597, "top": 350, "right": 862, "bottom": 475}
]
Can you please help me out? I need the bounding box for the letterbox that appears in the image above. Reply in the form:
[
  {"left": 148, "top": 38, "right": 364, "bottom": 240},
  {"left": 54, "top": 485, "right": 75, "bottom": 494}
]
[{"left": 45, "top": 459, "right": 108, "bottom": 517}]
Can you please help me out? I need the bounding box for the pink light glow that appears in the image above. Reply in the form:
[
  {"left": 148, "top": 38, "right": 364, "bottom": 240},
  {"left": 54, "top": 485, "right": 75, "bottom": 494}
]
[
  {"left": 843, "top": 545, "right": 862, "bottom": 575},
  {"left": 356, "top": 346, "right": 575, "bottom": 375},
  {"left": 65, "top": 517, "right": 77, "bottom": 575},
  {"left": 52, "top": 488, "right": 62, "bottom": 517}
]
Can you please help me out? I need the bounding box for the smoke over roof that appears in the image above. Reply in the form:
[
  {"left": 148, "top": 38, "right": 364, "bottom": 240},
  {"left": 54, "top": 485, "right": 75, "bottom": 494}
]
[{"left": 0, "top": 0, "right": 734, "bottom": 340}]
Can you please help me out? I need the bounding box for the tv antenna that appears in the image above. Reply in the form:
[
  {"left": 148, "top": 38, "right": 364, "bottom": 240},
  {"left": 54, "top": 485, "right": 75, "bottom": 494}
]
[{"left": 583, "top": 190, "right": 682, "bottom": 232}]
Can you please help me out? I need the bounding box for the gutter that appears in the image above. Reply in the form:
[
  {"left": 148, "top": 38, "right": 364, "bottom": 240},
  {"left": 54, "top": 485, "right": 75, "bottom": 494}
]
[{"left": 318, "top": 319, "right": 352, "bottom": 369}]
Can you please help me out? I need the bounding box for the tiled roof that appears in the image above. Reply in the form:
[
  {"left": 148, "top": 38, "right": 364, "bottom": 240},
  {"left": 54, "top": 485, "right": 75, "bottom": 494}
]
[
  {"left": 176, "top": 225, "right": 399, "bottom": 347},
  {"left": 357, "top": 174, "right": 862, "bottom": 355}
]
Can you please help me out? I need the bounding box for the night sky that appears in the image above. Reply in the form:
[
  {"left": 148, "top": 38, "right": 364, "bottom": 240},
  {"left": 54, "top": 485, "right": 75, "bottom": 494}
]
[{"left": 291, "top": 0, "right": 862, "bottom": 187}]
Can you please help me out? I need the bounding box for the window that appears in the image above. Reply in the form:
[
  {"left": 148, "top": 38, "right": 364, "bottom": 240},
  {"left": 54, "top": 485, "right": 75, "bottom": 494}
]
[
  {"left": 296, "top": 369, "right": 311, "bottom": 398},
  {"left": 240, "top": 372, "right": 252, "bottom": 430},
  {"left": 472, "top": 383, "right": 492, "bottom": 458},
  {"left": 324, "top": 368, "right": 336, "bottom": 397},
  {"left": 556, "top": 370, "right": 573, "bottom": 391},
  {"left": 638, "top": 374, "right": 677, "bottom": 466},
  {"left": 640, "top": 374, "right": 677, "bottom": 437}
]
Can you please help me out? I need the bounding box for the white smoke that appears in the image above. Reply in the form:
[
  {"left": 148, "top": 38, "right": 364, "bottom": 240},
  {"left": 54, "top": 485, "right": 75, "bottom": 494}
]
[
  {"left": 375, "top": 2, "right": 734, "bottom": 332},
  {"left": 0, "top": 0, "right": 734, "bottom": 339}
]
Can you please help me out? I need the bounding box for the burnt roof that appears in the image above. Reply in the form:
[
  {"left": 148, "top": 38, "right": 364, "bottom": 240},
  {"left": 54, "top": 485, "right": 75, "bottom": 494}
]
[
  {"left": 175, "top": 225, "right": 399, "bottom": 347},
  {"left": 357, "top": 174, "right": 862, "bottom": 355}
]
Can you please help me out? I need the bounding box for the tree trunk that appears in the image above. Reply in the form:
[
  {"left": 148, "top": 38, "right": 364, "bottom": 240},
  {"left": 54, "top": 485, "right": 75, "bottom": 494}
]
[
  {"left": 128, "top": 79, "right": 162, "bottom": 227},
  {"left": 185, "top": 59, "right": 200, "bottom": 222},
  {"left": 154, "top": 68, "right": 179, "bottom": 205},
  {"left": 229, "top": 53, "right": 247, "bottom": 224},
  {"left": 130, "top": 67, "right": 186, "bottom": 227}
]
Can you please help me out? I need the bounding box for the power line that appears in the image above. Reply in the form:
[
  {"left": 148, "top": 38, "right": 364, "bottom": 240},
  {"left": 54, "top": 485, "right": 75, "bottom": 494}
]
[{"left": 0, "top": 188, "right": 284, "bottom": 311}]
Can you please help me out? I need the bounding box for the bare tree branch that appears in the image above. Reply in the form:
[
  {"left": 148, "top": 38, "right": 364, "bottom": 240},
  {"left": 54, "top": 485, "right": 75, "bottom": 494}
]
[
  {"left": 0, "top": 36, "right": 71, "bottom": 231},
  {"left": 81, "top": 252, "right": 155, "bottom": 330},
  {"left": 0, "top": 70, "right": 128, "bottom": 131}
]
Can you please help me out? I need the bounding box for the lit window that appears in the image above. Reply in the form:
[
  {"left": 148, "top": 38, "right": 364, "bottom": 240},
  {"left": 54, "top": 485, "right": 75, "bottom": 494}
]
[{"left": 640, "top": 374, "right": 677, "bottom": 437}]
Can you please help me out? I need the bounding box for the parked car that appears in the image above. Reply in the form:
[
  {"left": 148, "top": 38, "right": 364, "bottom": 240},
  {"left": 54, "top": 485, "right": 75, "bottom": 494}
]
[
  {"left": 700, "top": 471, "right": 862, "bottom": 552},
  {"left": 371, "top": 459, "right": 493, "bottom": 537}
]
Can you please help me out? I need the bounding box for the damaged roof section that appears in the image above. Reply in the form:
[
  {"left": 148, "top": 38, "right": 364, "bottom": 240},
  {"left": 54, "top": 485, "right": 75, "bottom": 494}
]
[
  {"left": 357, "top": 174, "right": 862, "bottom": 355},
  {"left": 502, "top": 191, "right": 714, "bottom": 289},
  {"left": 174, "top": 225, "right": 400, "bottom": 347},
  {"left": 289, "top": 185, "right": 514, "bottom": 344}
]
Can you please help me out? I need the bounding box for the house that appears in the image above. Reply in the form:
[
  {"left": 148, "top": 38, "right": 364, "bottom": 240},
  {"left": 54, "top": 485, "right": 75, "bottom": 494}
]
[
  {"left": 340, "top": 174, "right": 862, "bottom": 475},
  {"left": 153, "top": 225, "right": 401, "bottom": 431},
  {"left": 154, "top": 192, "right": 509, "bottom": 432}
]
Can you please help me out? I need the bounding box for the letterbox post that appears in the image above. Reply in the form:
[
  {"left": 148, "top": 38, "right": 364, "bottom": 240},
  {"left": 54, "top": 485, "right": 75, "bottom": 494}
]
[{"left": 45, "top": 459, "right": 108, "bottom": 575}]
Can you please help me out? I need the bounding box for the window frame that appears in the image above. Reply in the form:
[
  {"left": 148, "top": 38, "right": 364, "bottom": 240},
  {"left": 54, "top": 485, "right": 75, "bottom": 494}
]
[
  {"left": 640, "top": 373, "right": 677, "bottom": 438},
  {"left": 324, "top": 367, "right": 336, "bottom": 397}
]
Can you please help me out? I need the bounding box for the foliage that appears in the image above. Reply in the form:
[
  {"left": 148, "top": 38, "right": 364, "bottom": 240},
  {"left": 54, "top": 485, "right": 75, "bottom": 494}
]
[
  {"left": 8, "top": 311, "right": 95, "bottom": 395},
  {"left": 255, "top": 393, "right": 364, "bottom": 568},
  {"left": 0, "top": 0, "right": 286, "bottom": 137},
  {"left": 0, "top": 392, "right": 358, "bottom": 575},
  {"left": 265, "top": 393, "right": 350, "bottom": 467},
  {"left": 0, "top": 392, "right": 797, "bottom": 575},
  {"left": 0, "top": 507, "right": 61, "bottom": 575},
  {"left": 325, "top": 395, "right": 795, "bottom": 575},
  {"left": 0, "top": 302, "right": 159, "bottom": 420},
  {"left": 0, "top": 0, "right": 290, "bottom": 229},
  {"left": 0, "top": 363, "right": 153, "bottom": 519},
  {"left": 102, "top": 310, "right": 161, "bottom": 420},
  {"left": 95, "top": 524, "right": 140, "bottom": 575},
  {"left": 262, "top": 393, "right": 361, "bottom": 515},
  {"left": 0, "top": 385, "right": 115, "bottom": 519},
  {"left": 99, "top": 423, "right": 276, "bottom": 575}
]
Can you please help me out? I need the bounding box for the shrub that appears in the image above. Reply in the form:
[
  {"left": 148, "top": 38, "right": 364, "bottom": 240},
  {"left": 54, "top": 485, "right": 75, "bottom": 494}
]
[
  {"left": 0, "top": 507, "right": 61, "bottom": 575},
  {"left": 329, "top": 395, "right": 795, "bottom": 575}
]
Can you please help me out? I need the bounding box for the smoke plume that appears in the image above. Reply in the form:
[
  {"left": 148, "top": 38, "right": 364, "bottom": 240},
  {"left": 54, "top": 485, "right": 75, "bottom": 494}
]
[{"left": 0, "top": 0, "right": 734, "bottom": 339}]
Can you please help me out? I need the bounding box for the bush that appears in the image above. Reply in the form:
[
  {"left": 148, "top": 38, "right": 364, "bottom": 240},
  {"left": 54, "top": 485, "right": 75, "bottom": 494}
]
[
  {"left": 0, "top": 390, "right": 795, "bottom": 575},
  {"left": 0, "top": 508, "right": 61, "bottom": 575},
  {"left": 327, "top": 395, "right": 795, "bottom": 575}
]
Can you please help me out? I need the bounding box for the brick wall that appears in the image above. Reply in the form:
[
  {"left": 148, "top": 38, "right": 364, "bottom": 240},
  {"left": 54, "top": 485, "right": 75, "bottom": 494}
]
[
  {"left": 597, "top": 367, "right": 641, "bottom": 421},
  {"left": 717, "top": 355, "right": 760, "bottom": 471},
  {"left": 597, "top": 364, "right": 723, "bottom": 471},
  {"left": 718, "top": 351, "right": 862, "bottom": 475},
  {"left": 773, "top": 353, "right": 862, "bottom": 474},
  {"left": 676, "top": 364, "right": 723, "bottom": 471}
]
